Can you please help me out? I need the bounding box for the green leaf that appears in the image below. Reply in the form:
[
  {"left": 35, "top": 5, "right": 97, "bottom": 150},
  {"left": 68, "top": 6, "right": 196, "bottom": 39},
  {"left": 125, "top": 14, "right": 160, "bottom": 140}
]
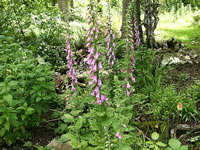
[
  {"left": 37, "top": 57, "right": 46, "bottom": 64},
  {"left": 37, "top": 77, "right": 45, "bottom": 81},
  {"left": 146, "top": 141, "right": 154, "bottom": 145},
  {"left": 4, "top": 121, "right": 10, "bottom": 131},
  {"left": 8, "top": 81, "right": 18, "bottom": 87},
  {"left": 164, "top": 147, "right": 173, "bottom": 150},
  {"left": 0, "top": 117, "right": 4, "bottom": 125},
  {"left": 179, "top": 145, "right": 188, "bottom": 150},
  {"left": 75, "top": 117, "right": 83, "bottom": 129},
  {"left": 59, "top": 134, "right": 69, "bottom": 143},
  {"left": 36, "top": 97, "right": 42, "bottom": 102},
  {"left": 151, "top": 132, "right": 159, "bottom": 140},
  {"left": 81, "top": 140, "right": 88, "bottom": 148},
  {"left": 23, "top": 141, "right": 32, "bottom": 147},
  {"left": 168, "top": 138, "right": 181, "bottom": 149},
  {"left": 0, "top": 128, "right": 6, "bottom": 137},
  {"left": 61, "top": 114, "right": 74, "bottom": 123},
  {"left": 25, "top": 107, "right": 34, "bottom": 115},
  {"left": 3, "top": 94, "right": 13, "bottom": 106},
  {"left": 156, "top": 141, "right": 167, "bottom": 147}
]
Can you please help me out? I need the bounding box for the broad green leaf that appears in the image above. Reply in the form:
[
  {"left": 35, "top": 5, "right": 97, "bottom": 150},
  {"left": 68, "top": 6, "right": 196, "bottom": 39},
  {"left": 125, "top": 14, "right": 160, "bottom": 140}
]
[
  {"left": 0, "top": 105, "right": 6, "bottom": 113},
  {"left": 81, "top": 140, "right": 88, "bottom": 148},
  {"left": 0, "top": 118, "right": 4, "bottom": 125},
  {"left": 146, "top": 141, "right": 154, "bottom": 145},
  {"left": 0, "top": 128, "right": 6, "bottom": 137},
  {"left": 3, "top": 94, "right": 13, "bottom": 106},
  {"left": 23, "top": 141, "right": 32, "bottom": 147},
  {"left": 149, "top": 145, "right": 155, "bottom": 148},
  {"left": 151, "top": 132, "right": 159, "bottom": 140},
  {"left": 156, "top": 141, "right": 167, "bottom": 147},
  {"left": 37, "top": 57, "right": 46, "bottom": 64},
  {"left": 168, "top": 138, "right": 181, "bottom": 149},
  {"left": 164, "top": 147, "right": 173, "bottom": 150},
  {"left": 61, "top": 114, "right": 74, "bottom": 123},
  {"left": 25, "top": 107, "right": 34, "bottom": 115},
  {"left": 75, "top": 117, "right": 83, "bottom": 129},
  {"left": 37, "top": 77, "right": 45, "bottom": 81},
  {"left": 59, "top": 134, "right": 68, "bottom": 143},
  {"left": 179, "top": 145, "right": 188, "bottom": 150},
  {"left": 4, "top": 122, "right": 10, "bottom": 131},
  {"left": 8, "top": 81, "right": 18, "bottom": 87}
]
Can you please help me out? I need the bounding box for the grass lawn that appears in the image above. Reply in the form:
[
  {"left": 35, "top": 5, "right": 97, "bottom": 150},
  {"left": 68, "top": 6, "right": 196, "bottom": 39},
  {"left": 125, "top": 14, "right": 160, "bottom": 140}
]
[{"left": 156, "top": 9, "right": 200, "bottom": 49}]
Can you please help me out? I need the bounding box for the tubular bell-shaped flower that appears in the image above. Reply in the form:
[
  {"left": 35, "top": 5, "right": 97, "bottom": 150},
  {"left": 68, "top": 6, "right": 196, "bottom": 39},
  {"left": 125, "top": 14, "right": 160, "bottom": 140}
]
[
  {"left": 122, "top": 3, "right": 140, "bottom": 96},
  {"left": 105, "top": 0, "right": 116, "bottom": 67},
  {"left": 134, "top": 20, "right": 141, "bottom": 46},
  {"left": 66, "top": 36, "right": 77, "bottom": 91},
  {"left": 87, "top": 1, "right": 108, "bottom": 104}
]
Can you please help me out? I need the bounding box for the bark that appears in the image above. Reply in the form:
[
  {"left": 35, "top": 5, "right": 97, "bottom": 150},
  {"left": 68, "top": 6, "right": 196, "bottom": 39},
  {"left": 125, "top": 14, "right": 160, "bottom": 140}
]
[
  {"left": 143, "top": 0, "right": 159, "bottom": 48},
  {"left": 70, "top": 0, "right": 74, "bottom": 8},
  {"left": 121, "top": 0, "right": 130, "bottom": 37},
  {"left": 58, "top": 0, "right": 67, "bottom": 12},
  {"left": 58, "top": 0, "right": 72, "bottom": 12},
  {"left": 135, "top": 0, "right": 143, "bottom": 43}
]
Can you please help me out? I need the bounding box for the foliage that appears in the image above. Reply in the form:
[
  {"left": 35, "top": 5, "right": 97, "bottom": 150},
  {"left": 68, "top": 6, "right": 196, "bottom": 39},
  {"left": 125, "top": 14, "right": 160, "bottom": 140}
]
[
  {"left": 165, "top": 138, "right": 188, "bottom": 150},
  {"left": 141, "top": 132, "right": 167, "bottom": 150},
  {"left": 193, "top": 10, "right": 200, "bottom": 26},
  {"left": 157, "top": 4, "right": 200, "bottom": 48},
  {"left": 160, "top": 0, "right": 200, "bottom": 12},
  {"left": 0, "top": 0, "right": 88, "bottom": 70},
  {"left": 59, "top": 76, "right": 136, "bottom": 149},
  {"left": 0, "top": 33, "right": 56, "bottom": 145},
  {"left": 136, "top": 132, "right": 188, "bottom": 150},
  {"left": 150, "top": 85, "right": 198, "bottom": 121},
  {"left": 133, "top": 47, "right": 167, "bottom": 94}
]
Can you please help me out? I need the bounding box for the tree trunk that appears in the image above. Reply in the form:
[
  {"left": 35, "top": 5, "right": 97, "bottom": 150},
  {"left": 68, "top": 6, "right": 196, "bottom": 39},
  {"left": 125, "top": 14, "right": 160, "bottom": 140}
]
[
  {"left": 144, "top": 0, "right": 159, "bottom": 48},
  {"left": 121, "top": 0, "right": 130, "bottom": 37},
  {"left": 58, "top": 0, "right": 69, "bottom": 12},
  {"left": 70, "top": 0, "right": 74, "bottom": 8},
  {"left": 135, "top": 0, "right": 143, "bottom": 43}
]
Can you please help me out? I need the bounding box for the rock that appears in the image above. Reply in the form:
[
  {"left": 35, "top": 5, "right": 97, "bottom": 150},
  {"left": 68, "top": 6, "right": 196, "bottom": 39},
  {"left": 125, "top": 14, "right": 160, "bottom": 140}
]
[
  {"left": 162, "top": 55, "right": 184, "bottom": 65},
  {"left": 191, "top": 54, "right": 198, "bottom": 59},
  {"left": 48, "top": 138, "right": 73, "bottom": 150},
  {"left": 77, "top": 71, "right": 88, "bottom": 83},
  {"left": 184, "top": 55, "right": 190, "bottom": 60},
  {"left": 55, "top": 74, "right": 67, "bottom": 89},
  {"left": 177, "top": 124, "right": 200, "bottom": 131}
]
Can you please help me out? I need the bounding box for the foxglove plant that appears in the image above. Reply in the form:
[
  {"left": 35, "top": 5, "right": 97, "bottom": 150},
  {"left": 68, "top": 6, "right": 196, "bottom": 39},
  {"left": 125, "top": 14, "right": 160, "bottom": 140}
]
[
  {"left": 66, "top": 35, "right": 77, "bottom": 92},
  {"left": 86, "top": 2, "right": 108, "bottom": 104},
  {"left": 134, "top": 20, "right": 141, "bottom": 46},
  {"left": 105, "top": 0, "right": 116, "bottom": 67},
  {"left": 105, "top": 25, "right": 116, "bottom": 66},
  {"left": 121, "top": 4, "right": 139, "bottom": 97}
]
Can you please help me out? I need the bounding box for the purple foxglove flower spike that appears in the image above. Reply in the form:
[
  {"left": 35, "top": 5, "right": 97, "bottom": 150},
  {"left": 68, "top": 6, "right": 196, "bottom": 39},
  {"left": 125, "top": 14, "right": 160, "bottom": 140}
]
[
  {"left": 66, "top": 36, "right": 77, "bottom": 92},
  {"left": 86, "top": 2, "right": 108, "bottom": 104}
]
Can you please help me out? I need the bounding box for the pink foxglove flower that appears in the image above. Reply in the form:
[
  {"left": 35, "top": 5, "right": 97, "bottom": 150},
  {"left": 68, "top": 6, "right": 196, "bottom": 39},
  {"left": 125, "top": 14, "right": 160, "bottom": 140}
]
[
  {"left": 116, "top": 131, "right": 122, "bottom": 140},
  {"left": 86, "top": 2, "right": 108, "bottom": 104},
  {"left": 66, "top": 36, "right": 77, "bottom": 92},
  {"left": 116, "top": 132, "right": 120, "bottom": 137}
]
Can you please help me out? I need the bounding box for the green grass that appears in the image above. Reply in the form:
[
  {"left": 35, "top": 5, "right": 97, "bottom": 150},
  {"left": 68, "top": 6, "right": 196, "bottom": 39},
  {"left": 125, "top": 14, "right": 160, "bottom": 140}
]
[
  {"left": 157, "top": 26, "right": 200, "bottom": 48},
  {"left": 156, "top": 7, "right": 200, "bottom": 49}
]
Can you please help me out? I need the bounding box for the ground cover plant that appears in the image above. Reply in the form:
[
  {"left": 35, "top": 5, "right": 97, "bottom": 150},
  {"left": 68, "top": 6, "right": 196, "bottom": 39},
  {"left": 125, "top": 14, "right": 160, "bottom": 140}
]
[{"left": 0, "top": 0, "right": 200, "bottom": 149}]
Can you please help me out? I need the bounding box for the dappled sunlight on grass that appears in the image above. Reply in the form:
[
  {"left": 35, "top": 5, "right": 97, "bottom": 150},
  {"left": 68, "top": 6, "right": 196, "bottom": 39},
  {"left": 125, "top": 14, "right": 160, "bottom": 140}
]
[
  {"left": 157, "top": 26, "right": 200, "bottom": 48},
  {"left": 156, "top": 7, "right": 200, "bottom": 49}
]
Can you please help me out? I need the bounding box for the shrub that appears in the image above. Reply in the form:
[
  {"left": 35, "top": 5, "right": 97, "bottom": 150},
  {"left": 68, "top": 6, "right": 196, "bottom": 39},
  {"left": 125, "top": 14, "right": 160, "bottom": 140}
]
[
  {"left": 0, "top": 34, "right": 56, "bottom": 145},
  {"left": 151, "top": 86, "right": 198, "bottom": 121}
]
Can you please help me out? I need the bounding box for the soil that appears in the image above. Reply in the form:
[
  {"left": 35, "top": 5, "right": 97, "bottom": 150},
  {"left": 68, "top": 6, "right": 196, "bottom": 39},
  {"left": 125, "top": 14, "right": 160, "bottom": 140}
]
[
  {"left": 165, "top": 47, "right": 200, "bottom": 91},
  {"left": 0, "top": 112, "right": 57, "bottom": 150}
]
